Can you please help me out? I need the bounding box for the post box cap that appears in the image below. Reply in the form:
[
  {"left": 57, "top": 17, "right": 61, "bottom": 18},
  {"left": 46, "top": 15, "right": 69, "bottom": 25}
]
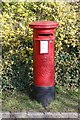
[{"left": 29, "top": 20, "right": 59, "bottom": 29}]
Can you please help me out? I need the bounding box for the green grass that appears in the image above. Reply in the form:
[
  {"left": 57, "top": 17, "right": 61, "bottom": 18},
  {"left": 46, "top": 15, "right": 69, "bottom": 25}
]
[{"left": 2, "top": 86, "right": 78, "bottom": 112}]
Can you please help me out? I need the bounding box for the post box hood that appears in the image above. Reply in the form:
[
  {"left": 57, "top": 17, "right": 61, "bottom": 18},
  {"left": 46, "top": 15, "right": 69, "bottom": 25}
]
[{"left": 29, "top": 20, "right": 59, "bottom": 29}]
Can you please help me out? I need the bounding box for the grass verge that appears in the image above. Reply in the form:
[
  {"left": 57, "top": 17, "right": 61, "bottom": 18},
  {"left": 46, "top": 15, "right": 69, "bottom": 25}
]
[{"left": 2, "top": 86, "right": 78, "bottom": 112}]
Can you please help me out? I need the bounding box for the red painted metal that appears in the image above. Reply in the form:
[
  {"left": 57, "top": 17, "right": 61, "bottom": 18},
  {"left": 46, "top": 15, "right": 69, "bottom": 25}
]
[
  {"left": 29, "top": 20, "right": 58, "bottom": 29},
  {"left": 29, "top": 20, "right": 59, "bottom": 87}
]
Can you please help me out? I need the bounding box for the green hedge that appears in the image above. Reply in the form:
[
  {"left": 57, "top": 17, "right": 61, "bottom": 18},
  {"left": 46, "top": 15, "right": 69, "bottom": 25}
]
[{"left": 1, "top": 2, "right": 79, "bottom": 91}]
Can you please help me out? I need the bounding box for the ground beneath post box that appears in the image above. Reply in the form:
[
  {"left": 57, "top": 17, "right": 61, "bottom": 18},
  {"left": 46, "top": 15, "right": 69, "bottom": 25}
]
[{"left": 2, "top": 86, "right": 79, "bottom": 112}]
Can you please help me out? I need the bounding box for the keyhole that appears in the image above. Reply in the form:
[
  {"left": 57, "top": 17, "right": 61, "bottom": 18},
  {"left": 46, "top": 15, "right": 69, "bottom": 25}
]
[{"left": 50, "top": 40, "right": 52, "bottom": 43}]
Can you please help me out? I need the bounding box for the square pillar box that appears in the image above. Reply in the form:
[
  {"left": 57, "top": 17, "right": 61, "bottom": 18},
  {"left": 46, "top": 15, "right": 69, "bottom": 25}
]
[{"left": 29, "top": 20, "right": 59, "bottom": 107}]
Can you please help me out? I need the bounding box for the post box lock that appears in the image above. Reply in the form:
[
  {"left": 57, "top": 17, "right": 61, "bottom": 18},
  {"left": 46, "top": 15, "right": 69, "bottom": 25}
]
[
  {"left": 29, "top": 20, "right": 59, "bottom": 107},
  {"left": 50, "top": 40, "right": 52, "bottom": 43}
]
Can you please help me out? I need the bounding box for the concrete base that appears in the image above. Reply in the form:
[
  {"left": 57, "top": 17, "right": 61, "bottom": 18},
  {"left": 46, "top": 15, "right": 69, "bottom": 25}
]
[{"left": 33, "top": 86, "right": 55, "bottom": 107}]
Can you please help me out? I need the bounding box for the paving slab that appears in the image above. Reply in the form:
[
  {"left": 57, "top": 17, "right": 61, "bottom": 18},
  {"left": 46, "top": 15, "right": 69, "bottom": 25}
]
[{"left": 1, "top": 112, "right": 79, "bottom": 119}]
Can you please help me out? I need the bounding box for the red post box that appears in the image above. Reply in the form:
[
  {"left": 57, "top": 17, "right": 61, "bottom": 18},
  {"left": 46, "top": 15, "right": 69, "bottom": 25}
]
[{"left": 29, "top": 20, "right": 58, "bottom": 107}]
